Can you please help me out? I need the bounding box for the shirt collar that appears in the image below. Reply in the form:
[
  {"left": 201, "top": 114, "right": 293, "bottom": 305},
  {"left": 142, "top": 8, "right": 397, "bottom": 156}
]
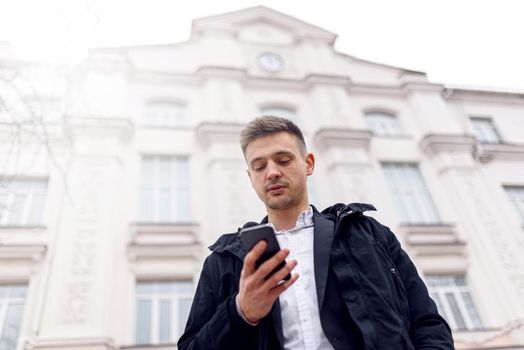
[{"left": 276, "top": 207, "right": 314, "bottom": 233}]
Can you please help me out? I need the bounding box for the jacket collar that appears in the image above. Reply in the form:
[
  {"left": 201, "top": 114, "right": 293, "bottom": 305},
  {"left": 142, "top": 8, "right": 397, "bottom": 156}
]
[
  {"left": 207, "top": 203, "right": 376, "bottom": 257},
  {"left": 312, "top": 209, "right": 335, "bottom": 309}
]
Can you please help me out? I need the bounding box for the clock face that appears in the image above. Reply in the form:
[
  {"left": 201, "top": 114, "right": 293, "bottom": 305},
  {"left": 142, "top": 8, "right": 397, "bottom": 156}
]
[{"left": 257, "top": 52, "right": 284, "bottom": 72}]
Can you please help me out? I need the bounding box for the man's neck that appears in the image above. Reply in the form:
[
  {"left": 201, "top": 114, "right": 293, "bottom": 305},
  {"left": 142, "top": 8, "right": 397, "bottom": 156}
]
[{"left": 267, "top": 203, "right": 310, "bottom": 231}]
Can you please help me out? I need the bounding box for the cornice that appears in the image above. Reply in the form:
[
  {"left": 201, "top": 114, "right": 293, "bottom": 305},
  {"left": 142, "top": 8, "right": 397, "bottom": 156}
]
[
  {"left": 475, "top": 142, "right": 524, "bottom": 163},
  {"left": 400, "top": 224, "right": 466, "bottom": 258},
  {"left": 402, "top": 82, "right": 445, "bottom": 94},
  {"left": 128, "top": 243, "right": 201, "bottom": 261},
  {"left": 0, "top": 244, "right": 47, "bottom": 263},
  {"left": 314, "top": 128, "right": 371, "bottom": 150},
  {"left": 195, "top": 121, "right": 245, "bottom": 146},
  {"left": 419, "top": 133, "right": 476, "bottom": 155},
  {"left": 303, "top": 74, "right": 351, "bottom": 88},
  {"left": 443, "top": 87, "right": 524, "bottom": 105},
  {"left": 64, "top": 117, "right": 134, "bottom": 144},
  {"left": 26, "top": 337, "right": 114, "bottom": 350}
]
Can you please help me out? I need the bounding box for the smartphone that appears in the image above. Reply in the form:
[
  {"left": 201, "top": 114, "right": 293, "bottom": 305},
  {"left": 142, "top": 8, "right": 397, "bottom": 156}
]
[{"left": 240, "top": 223, "right": 291, "bottom": 281}]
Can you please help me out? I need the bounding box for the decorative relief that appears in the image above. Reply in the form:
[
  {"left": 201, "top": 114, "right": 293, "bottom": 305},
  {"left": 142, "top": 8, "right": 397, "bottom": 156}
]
[
  {"left": 224, "top": 168, "right": 248, "bottom": 230},
  {"left": 454, "top": 169, "right": 524, "bottom": 313},
  {"left": 326, "top": 88, "right": 345, "bottom": 121},
  {"left": 62, "top": 164, "right": 103, "bottom": 323},
  {"left": 331, "top": 165, "right": 372, "bottom": 204}
]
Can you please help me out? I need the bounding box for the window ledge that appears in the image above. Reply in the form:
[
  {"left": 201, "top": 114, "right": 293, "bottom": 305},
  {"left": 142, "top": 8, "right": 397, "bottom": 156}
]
[
  {"left": 0, "top": 226, "right": 47, "bottom": 246},
  {"left": 475, "top": 142, "right": 524, "bottom": 163},
  {"left": 0, "top": 225, "right": 46, "bottom": 232},
  {"left": 400, "top": 223, "right": 465, "bottom": 250},
  {"left": 121, "top": 344, "right": 176, "bottom": 350},
  {"left": 454, "top": 319, "right": 524, "bottom": 350},
  {"left": 0, "top": 244, "right": 47, "bottom": 263},
  {"left": 371, "top": 133, "right": 412, "bottom": 140},
  {"left": 314, "top": 128, "right": 371, "bottom": 150},
  {"left": 140, "top": 125, "right": 192, "bottom": 131},
  {"left": 128, "top": 222, "right": 201, "bottom": 262},
  {"left": 129, "top": 222, "right": 200, "bottom": 245}
]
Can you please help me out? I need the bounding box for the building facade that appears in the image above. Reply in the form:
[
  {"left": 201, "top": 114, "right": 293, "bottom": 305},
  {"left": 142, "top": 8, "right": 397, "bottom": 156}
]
[{"left": 1, "top": 6, "right": 524, "bottom": 350}]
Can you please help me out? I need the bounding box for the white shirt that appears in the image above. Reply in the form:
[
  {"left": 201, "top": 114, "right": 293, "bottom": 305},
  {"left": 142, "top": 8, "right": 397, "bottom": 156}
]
[{"left": 275, "top": 208, "right": 334, "bottom": 350}]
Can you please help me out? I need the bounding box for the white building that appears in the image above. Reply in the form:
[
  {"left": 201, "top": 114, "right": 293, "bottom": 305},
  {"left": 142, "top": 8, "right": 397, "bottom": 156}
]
[{"left": 1, "top": 6, "right": 524, "bottom": 350}]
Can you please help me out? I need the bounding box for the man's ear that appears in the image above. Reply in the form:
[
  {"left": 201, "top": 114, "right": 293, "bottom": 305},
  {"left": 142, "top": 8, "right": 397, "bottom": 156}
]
[{"left": 305, "top": 153, "right": 315, "bottom": 176}]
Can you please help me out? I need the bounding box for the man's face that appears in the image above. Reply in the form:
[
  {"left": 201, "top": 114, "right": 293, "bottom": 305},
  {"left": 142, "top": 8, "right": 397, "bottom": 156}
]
[{"left": 245, "top": 131, "right": 314, "bottom": 211}]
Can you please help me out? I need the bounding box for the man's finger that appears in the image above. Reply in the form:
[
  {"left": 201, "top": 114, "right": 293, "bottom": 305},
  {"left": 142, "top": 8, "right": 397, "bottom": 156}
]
[
  {"left": 255, "top": 248, "right": 289, "bottom": 279},
  {"left": 242, "top": 240, "right": 268, "bottom": 275},
  {"left": 268, "top": 273, "right": 299, "bottom": 298},
  {"left": 264, "top": 259, "right": 297, "bottom": 289}
]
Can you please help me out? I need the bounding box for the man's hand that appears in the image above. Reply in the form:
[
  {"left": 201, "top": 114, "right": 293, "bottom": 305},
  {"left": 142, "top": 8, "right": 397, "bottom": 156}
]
[{"left": 236, "top": 240, "right": 299, "bottom": 324}]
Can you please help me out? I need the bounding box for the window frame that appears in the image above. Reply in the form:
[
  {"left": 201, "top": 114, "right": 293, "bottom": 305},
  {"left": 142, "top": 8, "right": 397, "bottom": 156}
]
[
  {"left": 258, "top": 105, "right": 298, "bottom": 123},
  {"left": 134, "top": 280, "right": 193, "bottom": 345},
  {"left": 138, "top": 156, "right": 191, "bottom": 224},
  {"left": 0, "top": 178, "right": 48, "bottom": 226},
  {"left": 143, "top": 100, "right": 188, "bottom": 128},
  {"left": 364, "top": 111, "right": 404, "bottom": 137},
  {"left": 382, "top": 163, "right": 441, "bottom": 225},
  {"left": 470, "top": 117, "right": 502, "bottom": 144},
  {"left": 0, "top": 284, "right": 28, "bottom": 350},
  {"left": 504, "top": 185, "right": 524, "bottom": 224},
  {"left": 426, "top": 275, "right": 483, "bottom": 331}
]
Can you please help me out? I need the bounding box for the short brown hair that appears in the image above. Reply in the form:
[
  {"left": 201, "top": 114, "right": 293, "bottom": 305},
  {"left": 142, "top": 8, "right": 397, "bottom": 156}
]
[{"left": 240, "top": 115, "right": 306, "bottom": 155}]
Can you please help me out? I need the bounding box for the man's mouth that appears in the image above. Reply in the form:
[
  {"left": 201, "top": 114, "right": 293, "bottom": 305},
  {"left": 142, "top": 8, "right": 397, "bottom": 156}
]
[{"left": 267, "top": 184, "right": 286, "bottom": 193}]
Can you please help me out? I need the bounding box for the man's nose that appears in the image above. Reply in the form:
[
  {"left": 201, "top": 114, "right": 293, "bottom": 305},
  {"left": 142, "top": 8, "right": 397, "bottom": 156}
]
[{"left": 266, "top": 162, "right": 281, "bottom": 180}]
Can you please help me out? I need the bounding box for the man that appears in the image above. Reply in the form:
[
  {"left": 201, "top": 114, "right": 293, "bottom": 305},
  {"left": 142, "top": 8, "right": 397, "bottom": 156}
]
[{"left": 178, "top": 116, "right": 454, "bottom": 349}]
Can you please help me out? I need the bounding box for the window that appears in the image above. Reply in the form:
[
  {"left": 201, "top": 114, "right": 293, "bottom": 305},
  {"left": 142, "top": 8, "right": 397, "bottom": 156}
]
[
  {"left": 504, "top": 186, "right": 524, "bottom": 223},
  {"left": 135, "top": 281, "right": 193, "bottom": 345},
  {"left": 426, "top": 276, "right": 483, "bottom": 330},
  {"left": 365, "top": 112, "right": 403, "bottom": 136},
  {"left": 470, "top": 117, "right": 501, "bottom": 144},
  {"left": 139, "top": 157, "right": 190, "bottom": 223},
  {"left": 0, "top": 284, "right": 28, "bottom": 350},
  {"left": 259, "top": 106, "right": 297, "bottom": 123},
  {"left": 144, "top": 102, "right": 187, "bottom": 128},
  {"left": 0, "top": 179, "right": 48, "bottom": 226},
  {"left": 382, "top": 163, "right": 440, "bottom": 224}
]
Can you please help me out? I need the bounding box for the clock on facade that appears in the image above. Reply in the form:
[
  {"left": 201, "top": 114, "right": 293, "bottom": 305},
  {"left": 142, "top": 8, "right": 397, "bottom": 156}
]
[{"left": 257, "top": 52, "right": 285, "bottom": 72}]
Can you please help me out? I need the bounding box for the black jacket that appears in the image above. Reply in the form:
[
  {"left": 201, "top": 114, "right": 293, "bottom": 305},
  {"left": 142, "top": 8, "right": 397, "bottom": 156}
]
[{"left": 178, "top": 203, "right": 454, "bottom": 349}]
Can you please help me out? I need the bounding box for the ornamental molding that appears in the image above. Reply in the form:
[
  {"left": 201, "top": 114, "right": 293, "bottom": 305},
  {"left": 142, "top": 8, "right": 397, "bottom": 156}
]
[
  {"left": 25, "top": 337, "right": 114, "bottom": 350},
  {"left": 303, "top": 74, "right": 351, "bottom": 89},
  {"left": 314, "top": 128, "right": 371, "bottom": 150},
  {"left": 0, "top": 244, "right": 47, "bottom": 263},
  {"left": 454, "top": 318, "right": 524, "bottom": 350},
  {"left": 64, "top": 117, "right": 134, "bottom": 144},
  {"left": 443, "top": 87, "right": 524, "bottom": 105},
  {"left": 196, "top": 66, "right": 247, "bottom": 82},
  {"left": 195, "top": 121, "right": 245, "bottom": 147},
  {"left": 400, "top": 224, "right": 466, "bottom": 260},
  {"left": 128, "top": 222, "right": 201, "bottom": 261},
  {"left": 402, "top": 82, "right": 444, "bottom": 94},
  {"left": 419, "top": 133, "right": 476, "bottom": 155},
  {"left": 475, "top": 142, "right": 524, "bottom": 163}
]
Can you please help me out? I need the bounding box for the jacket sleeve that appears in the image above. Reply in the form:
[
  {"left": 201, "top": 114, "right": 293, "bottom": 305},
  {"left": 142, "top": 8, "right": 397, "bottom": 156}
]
[
  {"left": 177, "top": 254, "right": 260, "bottom": 350},
  {"left": 383, "top": 225, "right": 455, "bottom": 350}
]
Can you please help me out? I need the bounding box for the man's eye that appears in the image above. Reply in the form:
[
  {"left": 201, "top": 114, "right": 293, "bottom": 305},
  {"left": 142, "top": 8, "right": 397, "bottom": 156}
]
[
  {"left": 253, "top": 164, "right": 266, "bottom": 171},
  {"left": 278, "top": 159, "right": 290, "bottom": 165}
]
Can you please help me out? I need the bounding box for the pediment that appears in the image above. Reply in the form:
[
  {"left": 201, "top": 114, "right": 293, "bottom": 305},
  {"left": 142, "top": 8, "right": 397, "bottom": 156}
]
[{"left": 192, "top": 6, "right": 336, "bottom": 45}]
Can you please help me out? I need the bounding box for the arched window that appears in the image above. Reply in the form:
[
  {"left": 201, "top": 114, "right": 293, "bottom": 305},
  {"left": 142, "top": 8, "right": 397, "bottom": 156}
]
[
  {"left": 144, "top": 101, "right": 187, "bottom": 128},
  {"left": 365, "top": 111, "right": 402, "bottom": 136},
  {"left": 259, "top": 106, "right": 297, "bottom": 123}
]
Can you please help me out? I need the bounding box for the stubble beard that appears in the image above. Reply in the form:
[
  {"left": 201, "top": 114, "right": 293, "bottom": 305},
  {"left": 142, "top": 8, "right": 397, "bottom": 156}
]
[{"left": 266, "top": 193, "right": 296, "bottom": 210}]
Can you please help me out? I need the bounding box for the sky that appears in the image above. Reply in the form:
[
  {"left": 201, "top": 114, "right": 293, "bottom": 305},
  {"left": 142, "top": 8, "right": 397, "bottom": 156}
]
[{"left": 1, "top": 0, "right": 523, "bottom": 91}]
